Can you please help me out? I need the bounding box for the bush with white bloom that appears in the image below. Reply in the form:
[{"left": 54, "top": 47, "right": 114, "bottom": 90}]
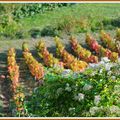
[
  {"left": 113, "top": 85, "right": 120, "bottom": 95},
  {"left": 74, "top": 93, "right": 84, "bottom": 102},
  {"left": 89, "top": 106, "right": 100, "bottom": 116},
  {"left": 109, "top": 105, "right": 120, "bottom": 116},
  {"left": 94, "top": 95, "right": 101, "bottom": 106},
  {"left": 111, "top": 76, "right": 116, "bottom": 80},
  {"left": 23, "top": 57, "right": 120, "bottom": 117},
  {"left": 61, "top": 69, "right": 72, "bottom": 77},
  {"left": 83, "top": 84, "right": 93, "bottom": 91},
  {"left": 101, "top": 57, "right": 110, "bottom": 63},
  {"left": 57, "top": 88, "right": 63, "bottom": 95},
  {"left": 65, "top": 83, "right": 72, "bottom": 92}
]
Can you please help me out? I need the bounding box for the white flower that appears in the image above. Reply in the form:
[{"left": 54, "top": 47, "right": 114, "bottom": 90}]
[
  {"left": 45, "top": 103, "right": 49, "bottom": 107},
  {"left": 65, "top": 83, "right": 71, "bottom": 92},
  {"left": 57, "top": 88, "right": 63, "bottom": 95},
  {"left": 94, "top": 95, "right": 101, "bottom": 105},
  {"left": 99, "top": 79, "right": 103, "bottom": 82},
  {"left": 66, "top": 83, "right": 69, "bottom": 87},
  {"left": 104, "top": 63, "right": 112, "bottom": 71},
  {"left": 89, "top": 106, "right": 100, "bottom": 116},
  {"left": 111, "top": 76, "right": 116, "bottom": 80},
  {"left": 101, "top": 57, "right": 110, "bottom": 63},
  {"left": 89, "top": 63, "right": 96, "bottom": 68},
  {"left": 114, "top": 85, "right": 120, "bottom": 94},
  {"left": 91, "top": 71, "right": 96, "bottom": 76},
  {"left": 74, "top": 93, "right": 84, "bottom": 102},
  {"left": 78, "top": 93, "right": 84, "bottom": 101},
  {"left": 99, "top": 61, "right": 105, "bottom": 65},
  {"left": 65, "top": 86, "right": 71, "bottom": 92},
  {"left": 109, "top": 105, "right": 120, "bottom": 115},
  {"left": 73, "top": 72, "right": 79, "bottom": 78},
  {"left": 107, "top": 71, "right": 112, "bottom": 76},
  {"left": 83, "top": 84, "right": 93, "bottom": 91},
  {"left": 99, "top": 68, "right": 103, "bottom": 73},
  {"left": 69, "top": 107, "right": 75, "bottom": 111},
  {"left": 114, "top": 85, "right": 120, "bottom": 91},
  {"left": 61, "top": 69, "right": 71, "bottom": 77}
]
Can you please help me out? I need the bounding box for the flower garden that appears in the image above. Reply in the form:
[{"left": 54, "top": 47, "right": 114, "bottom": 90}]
[{"left": 0, "top": 29, "right": 120, "bottom": 117}]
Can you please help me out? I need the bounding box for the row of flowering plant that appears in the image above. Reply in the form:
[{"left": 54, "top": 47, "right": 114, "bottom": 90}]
[
  {"left": 100, "top": 30, "right": 120, "bottom": 55},
  {"left": 7, "top": 48, "right": 19, "bottom": 92},
  {"left": 86, "top": 34, "right": 118, "bottom": 62},
  {"left": 36, "top": 40, "right": 64, "bottom": 68},
  {"left": 22, "top": 42, "right": 44, "bottom": 80},
  {"left": 54, "top": 36, "right": 88, "bottom": 72},
  {"left": 7, "top": 48, "right": 25, "bottom": 116},
  {"left": 70, "top": 36, "right": 98, "bottom": 63}
]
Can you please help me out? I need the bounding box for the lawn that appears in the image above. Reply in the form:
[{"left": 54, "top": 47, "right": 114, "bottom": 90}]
[{"left": 20, "top": 3, "right": 120, "bottom": 31}]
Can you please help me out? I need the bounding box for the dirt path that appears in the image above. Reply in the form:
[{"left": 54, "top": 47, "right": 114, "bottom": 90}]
[{"left": 0, "top": 51, "right": 11, "bottom": 116}]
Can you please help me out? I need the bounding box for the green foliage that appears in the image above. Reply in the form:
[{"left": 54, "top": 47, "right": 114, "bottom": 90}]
[
  {"left": 0, "top": 15, "right": 22, "bottom": 39},
  {"left": 13, "top": 3, "right": 73, "bottom": 20},
  {"left": 24, "top": 63, "right": 120, "bottom": 117},
  {"left": 1, "top": 3, "right": 120, "bottom": 38},
  {"left": 41, "top": 26, "right": 59, "bottom": 37},
  {"left": 29, "top": 29, "right": 41, "bottom": 38},
  {"left": 111, "top": 17, "right": 120, "bottom": 27},
  {"left": 0, "top": 4, "right": 24, "bottom": 39},
  {"left": 56, "top": 15, "right": 76, "bottom": 34},
  {"left": 56, "top": 16, "right": 89, "bottom": 35},
  {"left": 0, "top": 3, "right": 73, "bottom": 38}
]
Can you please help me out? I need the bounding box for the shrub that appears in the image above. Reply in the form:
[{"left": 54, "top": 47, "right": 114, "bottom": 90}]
[
  {"left": 0, "top": 17, "right": 22, "bottom": 39},
  {"left": 24, "top": 58, "right": 120, "bottom": 117},
  {"left": 41, "top": 26, "right": 58, "bottom": 37},
  {"left": 13, "top": 3, "right": 73, "bottom": 20},
  {"left": 111, "top": 17, "right": 120, "bottom": 27},
  {"left": 56, "top": 15, "right": 76, "bottom": 34},
  {"left": 29, "top": 28, "right": 41, "bottom": 38},
  {"left": 4, "top": 21, "right": 22, "bottom": 38}
]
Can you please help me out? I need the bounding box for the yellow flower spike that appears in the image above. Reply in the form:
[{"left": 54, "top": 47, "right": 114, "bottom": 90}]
[{"left": 22, "top": 42, "right": 44, "bottom": 80}]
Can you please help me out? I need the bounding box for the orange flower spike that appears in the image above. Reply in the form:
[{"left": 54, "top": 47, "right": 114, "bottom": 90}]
[
  {"left": 70, "top": 36, "right": 98, "bottom": 63},
  {"left": 55, "top": 36, "right": 88, "bottom": 72},
  {"left": 22, "top": 42, "right": 44, "bottom": 80},
  {"left": 86, "top": 33, "right": 118, "bottom": 62},
  {"left": 36, "top": 39, "right": 64, "bottom": 68}
]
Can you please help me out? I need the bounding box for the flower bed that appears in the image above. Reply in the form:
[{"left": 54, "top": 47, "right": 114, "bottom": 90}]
[
  {"left": 7, "top": 48, "right": 25, "bottom": 116},
  {"left": 54, "top": 36, "right": 88, "bottom": 72},
  {"left": 100, "top": 30, "right": 120, "bottom": 55},
  {"left": 70, "top": 36, "right": 98, "bottom": 63},
  {"left": 86, "top": 34, "right": 118, "bottom": 62},
  {"left": 36, "top": 40, "right": 64, "bottom": 68}
]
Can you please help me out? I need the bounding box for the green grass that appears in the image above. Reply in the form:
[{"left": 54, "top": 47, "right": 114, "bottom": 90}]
[
  {"left": 20, "top": 3, "right": 120, "bottom": 32},
  {"left": 1, "top": 3, "right": 120, "bottom": 51}
]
